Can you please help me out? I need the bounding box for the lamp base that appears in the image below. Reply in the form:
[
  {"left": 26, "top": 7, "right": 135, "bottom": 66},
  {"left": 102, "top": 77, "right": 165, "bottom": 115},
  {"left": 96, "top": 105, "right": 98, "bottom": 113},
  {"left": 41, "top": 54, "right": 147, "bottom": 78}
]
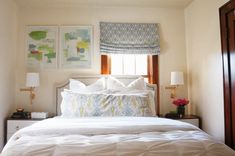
[
  {"left": 165, "top": 86, "right": 177, "bottom": 98},
  {"left": 20, "top": 87, "right": 36, "bottom": 105},
  {"left": 16, "top": 108, "right": 24, "bottom": 112}
]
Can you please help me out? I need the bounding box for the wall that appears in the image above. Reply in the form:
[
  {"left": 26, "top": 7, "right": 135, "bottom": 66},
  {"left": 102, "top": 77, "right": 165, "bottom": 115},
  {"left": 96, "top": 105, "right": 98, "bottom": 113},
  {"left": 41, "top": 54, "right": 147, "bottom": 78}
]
[
  {"left": 0, "top": 0, "right": 231, "bottom": 150},
  {"left": 16, "top": 6, "right": 188, "bottom": 115},
  {"left": 185, "top": 0, "right": 228, "bottom": 142},
  {"left": 0, "top": 0, "right": 18, "bottom": 150}
]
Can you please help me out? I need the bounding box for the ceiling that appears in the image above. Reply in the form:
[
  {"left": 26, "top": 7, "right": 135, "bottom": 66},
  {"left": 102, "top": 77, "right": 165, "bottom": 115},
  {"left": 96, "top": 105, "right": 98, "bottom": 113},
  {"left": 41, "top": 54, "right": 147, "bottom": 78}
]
[{"left": 14, "top": 0, "right": 193, "bottom": 9}]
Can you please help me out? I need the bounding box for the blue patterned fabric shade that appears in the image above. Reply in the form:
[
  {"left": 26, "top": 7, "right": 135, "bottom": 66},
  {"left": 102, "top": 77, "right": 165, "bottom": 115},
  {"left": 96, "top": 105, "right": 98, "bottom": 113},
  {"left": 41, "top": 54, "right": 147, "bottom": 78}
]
[{"left": 100, "top": 22, "right": 160, "bottom": 55}]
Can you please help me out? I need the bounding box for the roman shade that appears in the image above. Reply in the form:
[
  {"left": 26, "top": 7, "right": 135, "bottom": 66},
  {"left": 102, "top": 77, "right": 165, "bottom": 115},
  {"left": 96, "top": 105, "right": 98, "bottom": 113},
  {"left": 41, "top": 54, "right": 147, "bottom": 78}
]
[{"left": 100, "top": 22, "right": 160, "bottom": 55}]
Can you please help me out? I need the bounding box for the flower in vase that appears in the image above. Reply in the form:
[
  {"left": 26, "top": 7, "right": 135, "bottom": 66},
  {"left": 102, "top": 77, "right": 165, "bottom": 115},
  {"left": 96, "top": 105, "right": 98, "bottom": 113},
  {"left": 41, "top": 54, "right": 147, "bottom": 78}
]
[{"left": 172, "top": 98, "right": 189, "bottom": 106}]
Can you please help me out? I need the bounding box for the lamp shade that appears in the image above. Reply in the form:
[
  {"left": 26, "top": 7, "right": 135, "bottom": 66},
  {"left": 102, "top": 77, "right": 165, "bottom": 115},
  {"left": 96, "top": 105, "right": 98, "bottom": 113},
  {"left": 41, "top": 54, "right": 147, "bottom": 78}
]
[
  {"left": 171, "top": 71, "right": 184, "bottom": 85},
  {"left": 26, "top": 73, "right": 40, "bottom": 87}
]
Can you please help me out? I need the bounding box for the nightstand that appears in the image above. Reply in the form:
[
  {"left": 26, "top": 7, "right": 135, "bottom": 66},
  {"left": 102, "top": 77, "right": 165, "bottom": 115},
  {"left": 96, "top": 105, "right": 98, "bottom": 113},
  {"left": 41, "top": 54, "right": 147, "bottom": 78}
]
[
  {"left": 165, "top": 115, "right": 201, "bottom": 128},
  {"left": 6, "top": 118, "right": 43, "bottom": 142}
]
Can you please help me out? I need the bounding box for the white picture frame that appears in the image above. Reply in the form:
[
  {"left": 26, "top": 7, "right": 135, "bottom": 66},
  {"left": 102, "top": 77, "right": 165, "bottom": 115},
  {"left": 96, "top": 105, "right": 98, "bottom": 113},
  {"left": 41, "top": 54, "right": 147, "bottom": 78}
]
[
  {"left": 59, "top": 26, "right": 92, "bottom": 68},
  {"left": 26, "top": 26, "right": 58, "bottom": 69}
]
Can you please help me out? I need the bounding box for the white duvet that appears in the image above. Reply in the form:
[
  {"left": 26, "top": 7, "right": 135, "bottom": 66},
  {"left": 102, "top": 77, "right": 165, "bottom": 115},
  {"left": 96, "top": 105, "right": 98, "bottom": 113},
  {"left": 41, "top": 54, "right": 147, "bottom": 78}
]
[{"left": 2, "top": 117, "right": 235, "bottom": 156}]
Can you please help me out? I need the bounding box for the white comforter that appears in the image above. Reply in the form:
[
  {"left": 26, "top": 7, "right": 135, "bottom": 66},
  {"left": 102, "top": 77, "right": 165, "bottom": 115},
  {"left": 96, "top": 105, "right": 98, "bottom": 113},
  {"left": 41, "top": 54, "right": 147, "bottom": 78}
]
[{"left": 2, "top": 117, "right": 235, "bottom": 156}]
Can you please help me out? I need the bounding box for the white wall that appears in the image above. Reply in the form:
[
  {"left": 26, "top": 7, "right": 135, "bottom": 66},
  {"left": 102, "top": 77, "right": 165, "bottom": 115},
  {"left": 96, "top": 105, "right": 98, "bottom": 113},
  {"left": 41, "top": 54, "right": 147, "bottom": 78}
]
[
  {"left": 185, "top": 0, "right": 228, "bottom": 142},
  {"left": 0, "top": 0, "right": 231, "bottom": 151},
  {"left": 0, "top": 0, "right": 18, "bottom": 150},
  {"left": 16, "top": 6, "right": 188, "bottom": 115},
  {"left": 0, "top": 0, "right": 230, "bottom": 150}
]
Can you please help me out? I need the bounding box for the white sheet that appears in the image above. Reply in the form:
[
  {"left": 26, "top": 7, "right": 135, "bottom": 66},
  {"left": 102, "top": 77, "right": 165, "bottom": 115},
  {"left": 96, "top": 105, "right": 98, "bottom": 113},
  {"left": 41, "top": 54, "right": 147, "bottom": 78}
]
[{"left": 2, "top": 117, "right": 235, "bottom": 156}]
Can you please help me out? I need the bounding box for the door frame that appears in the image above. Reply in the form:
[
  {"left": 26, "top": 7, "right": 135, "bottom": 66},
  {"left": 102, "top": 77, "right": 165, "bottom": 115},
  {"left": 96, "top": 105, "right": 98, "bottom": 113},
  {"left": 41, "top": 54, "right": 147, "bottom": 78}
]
[{"left": 220, "top": 0, "right": 235, "bottom": 148}]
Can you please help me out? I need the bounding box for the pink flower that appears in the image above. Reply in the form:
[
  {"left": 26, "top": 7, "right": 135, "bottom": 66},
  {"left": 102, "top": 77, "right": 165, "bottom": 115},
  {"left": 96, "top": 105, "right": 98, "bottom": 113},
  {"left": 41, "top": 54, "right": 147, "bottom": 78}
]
[{"left": 172, "top": 98, "right": 189, "bottom": 106}]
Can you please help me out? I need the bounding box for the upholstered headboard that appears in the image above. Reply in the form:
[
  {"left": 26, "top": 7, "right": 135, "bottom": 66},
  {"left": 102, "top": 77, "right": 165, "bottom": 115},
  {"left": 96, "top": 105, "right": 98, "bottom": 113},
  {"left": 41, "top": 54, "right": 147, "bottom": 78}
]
[{"left": 55, "top": 75, "right": 157, "bottom": 116}]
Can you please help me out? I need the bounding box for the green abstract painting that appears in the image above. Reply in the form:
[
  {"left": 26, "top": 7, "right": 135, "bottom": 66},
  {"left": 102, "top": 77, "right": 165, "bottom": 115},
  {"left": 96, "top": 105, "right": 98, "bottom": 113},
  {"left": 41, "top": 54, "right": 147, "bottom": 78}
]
[
  {"left": 60, "top": 26, "right": 92, "bottom": 68},
  {"left": 27, "top": 26, "right": 58, "bottom": 69}
]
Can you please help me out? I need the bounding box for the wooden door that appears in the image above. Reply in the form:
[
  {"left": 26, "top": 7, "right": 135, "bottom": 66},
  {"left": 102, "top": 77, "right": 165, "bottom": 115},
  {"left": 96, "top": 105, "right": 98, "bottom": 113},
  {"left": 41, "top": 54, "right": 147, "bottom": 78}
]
[{"left": 220, "top": 0, "right": 235, "bottom": 149}]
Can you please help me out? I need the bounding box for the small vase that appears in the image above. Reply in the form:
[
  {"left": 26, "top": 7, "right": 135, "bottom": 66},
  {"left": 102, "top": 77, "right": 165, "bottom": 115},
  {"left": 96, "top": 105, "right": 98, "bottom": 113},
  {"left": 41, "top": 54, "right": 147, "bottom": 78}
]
[{"left": 177, "top": 105, "right": 185, "bottom": 118}]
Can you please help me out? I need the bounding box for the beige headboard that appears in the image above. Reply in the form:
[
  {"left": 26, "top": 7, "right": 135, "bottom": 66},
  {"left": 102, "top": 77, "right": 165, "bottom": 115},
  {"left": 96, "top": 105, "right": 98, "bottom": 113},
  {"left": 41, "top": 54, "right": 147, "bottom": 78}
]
[{"left": 55, "top": 75, "right": 157, "bottom": 116}]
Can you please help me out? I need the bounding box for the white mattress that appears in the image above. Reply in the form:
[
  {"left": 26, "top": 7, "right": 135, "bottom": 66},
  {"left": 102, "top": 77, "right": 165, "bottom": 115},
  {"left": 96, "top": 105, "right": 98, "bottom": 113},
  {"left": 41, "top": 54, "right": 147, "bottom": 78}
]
[{"left": 2, "top": 117, "right": 235, "bottom": 156}]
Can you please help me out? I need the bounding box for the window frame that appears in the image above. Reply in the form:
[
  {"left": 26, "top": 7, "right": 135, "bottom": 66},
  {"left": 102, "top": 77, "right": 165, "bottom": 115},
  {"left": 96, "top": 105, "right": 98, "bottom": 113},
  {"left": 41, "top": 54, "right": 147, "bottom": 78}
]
[
  {"left": 101, "top": 55, "right": 158, "bottom": 83},
  {"left": 109, "top": 54, "right": 148, "bottom": 77}
]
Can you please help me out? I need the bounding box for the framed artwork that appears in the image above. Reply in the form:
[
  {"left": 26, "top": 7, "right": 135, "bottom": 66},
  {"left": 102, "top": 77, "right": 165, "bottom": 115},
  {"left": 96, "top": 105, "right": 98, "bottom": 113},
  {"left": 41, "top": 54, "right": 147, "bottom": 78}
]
[
  {"left": 26, "top": 26, "right": 58, "bottom": 69},
  {"left": 60, "top": 26, "right": 92, "bottom": 68}
]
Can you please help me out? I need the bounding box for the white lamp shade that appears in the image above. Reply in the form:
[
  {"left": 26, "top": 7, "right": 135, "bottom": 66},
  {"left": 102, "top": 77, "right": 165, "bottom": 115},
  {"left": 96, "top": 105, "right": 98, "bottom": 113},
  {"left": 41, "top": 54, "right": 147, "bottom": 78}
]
[
  {"left": 171, "top": 71, "right": 184, "bottom": 85},
  {"left": 26, "top": 73, "right": 40, "bottom": 87}
]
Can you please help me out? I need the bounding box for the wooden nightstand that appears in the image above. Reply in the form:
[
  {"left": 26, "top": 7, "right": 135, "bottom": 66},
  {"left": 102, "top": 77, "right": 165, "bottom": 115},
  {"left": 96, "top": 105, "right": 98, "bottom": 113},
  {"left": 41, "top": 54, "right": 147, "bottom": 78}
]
[
  {"left": 165, "top": 115, "right": 201, "bottom": 128},
  {"left": 6, "top": 118, "right": 43, "bottom": 142}
]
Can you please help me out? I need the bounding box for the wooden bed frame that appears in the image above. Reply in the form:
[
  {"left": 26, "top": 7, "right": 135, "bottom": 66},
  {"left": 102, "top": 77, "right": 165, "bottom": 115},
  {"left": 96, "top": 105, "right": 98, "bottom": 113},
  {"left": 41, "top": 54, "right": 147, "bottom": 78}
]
[{"left": 55, "top": 75, "right": 158, "bottom": 116}]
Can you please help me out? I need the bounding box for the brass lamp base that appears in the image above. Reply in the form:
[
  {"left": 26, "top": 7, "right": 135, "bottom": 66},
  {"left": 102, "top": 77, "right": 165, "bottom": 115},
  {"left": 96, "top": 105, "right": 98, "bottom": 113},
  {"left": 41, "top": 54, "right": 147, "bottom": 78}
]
[
  {"left": 165, "top": 86, "right": 177, "bottom": 99},
  {"left": 20, "top": 87, "right": 36, "bottom": 105}
]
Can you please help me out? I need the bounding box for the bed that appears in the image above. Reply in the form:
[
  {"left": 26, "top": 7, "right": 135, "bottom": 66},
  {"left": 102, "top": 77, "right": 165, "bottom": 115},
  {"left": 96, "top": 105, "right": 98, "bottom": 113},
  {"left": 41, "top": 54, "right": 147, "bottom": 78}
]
[{"left": 1, "top": 76, "right": 235, "bottom": 156}]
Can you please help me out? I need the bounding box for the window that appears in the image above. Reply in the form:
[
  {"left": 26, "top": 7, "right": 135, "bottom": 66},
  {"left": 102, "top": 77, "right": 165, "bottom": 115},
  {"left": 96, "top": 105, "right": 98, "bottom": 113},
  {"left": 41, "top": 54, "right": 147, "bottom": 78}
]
[
  {"left": 111, "top": 54, "right": 148, "bottom": 75},
  {"left": 101, "top": 54, "right": 158, "bottom": 84}
]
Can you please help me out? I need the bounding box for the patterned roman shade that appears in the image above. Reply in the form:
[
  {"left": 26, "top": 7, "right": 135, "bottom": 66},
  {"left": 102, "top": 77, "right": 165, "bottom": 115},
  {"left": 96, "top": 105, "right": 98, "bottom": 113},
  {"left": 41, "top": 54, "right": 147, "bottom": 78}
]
[{"left": 100, "top": 22, "right": 160, "bottom": 55}]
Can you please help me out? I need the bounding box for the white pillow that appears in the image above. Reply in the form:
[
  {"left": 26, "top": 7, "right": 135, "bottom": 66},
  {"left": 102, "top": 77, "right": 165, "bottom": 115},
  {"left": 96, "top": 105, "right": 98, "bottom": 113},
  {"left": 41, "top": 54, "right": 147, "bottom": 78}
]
[
  {"left": 107, "top": 76, "right": 146, "bottom": 90},
  {"left": 69, "top": 77, "right": 105, "bottom": 93},
  {"left": 128, "top": 77, "right": 146, "bottom": 90},
  {"left": 107, "top": 76, "right": 125, "bottom": 90},
  {"left": 60, "top": 89, "right": 153, "bottom": 117},
  {"left": 104, "top": 88, "right": 156, "bottom": 116},
  {"left": 69, "top": 79, "right": 86, "bottom": 90}
]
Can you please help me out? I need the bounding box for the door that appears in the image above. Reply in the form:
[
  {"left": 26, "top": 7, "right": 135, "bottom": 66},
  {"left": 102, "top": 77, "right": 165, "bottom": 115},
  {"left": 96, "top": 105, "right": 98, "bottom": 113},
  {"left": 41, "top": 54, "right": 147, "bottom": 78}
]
[{"left": 220, "top": 0, "right": 235, "bottom": 149}]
